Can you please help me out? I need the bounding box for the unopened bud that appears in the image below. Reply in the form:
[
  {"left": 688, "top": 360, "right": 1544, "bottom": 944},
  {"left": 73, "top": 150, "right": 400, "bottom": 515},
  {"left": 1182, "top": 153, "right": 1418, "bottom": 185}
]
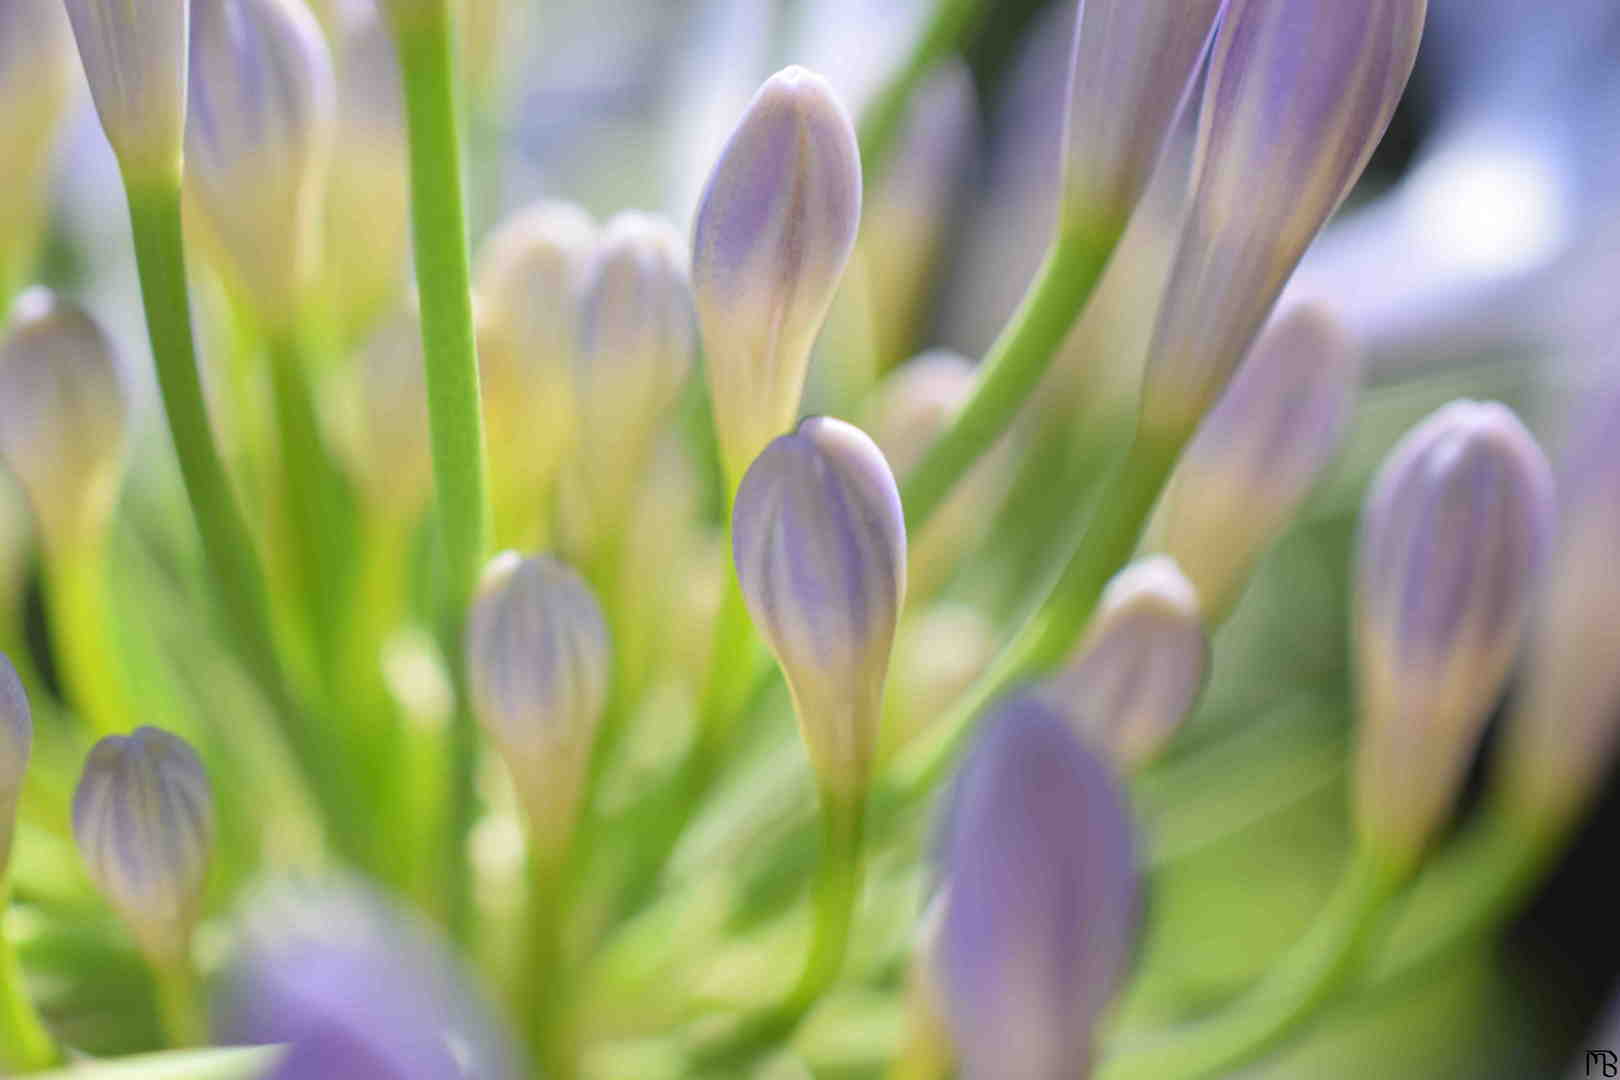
[
  {"left": 571, "top": 212, "right": 694, "bottom": 541},
  {"left": 1038, "top": 557, "right": 1207, "bottom": 769},
  {"left": 186, "top": 0, "right": 337, "bottom": 329},
  {"left": 1060, "top": 0, "right": 1223, "bottom": 228},
  {"left": 733, "top": 417, "right": 905, "bottom": 802},
  {"left": 1354, "top": 401, "right": 1552, "bottom": 873},
  {"left": 693, "top": 66, "right": 863, "bottom": 486},
  {"left": 0, "top": 653, "right": 30, "bottom": 873},
  {"left": 1146, "top": 304, "right": 1362, "bottom": 620},
  {"left": 0, "top": 0, "right": 76, "bottom": 290},
  {"left": 466, "top": 554, "right": 610, "bottom": 858},
  {"left": 350, "top": 310, "right": 433, "bottom": 519},
  {"left": 73, "top": 727, "right": 215, "bottom": 958},
  {"left": 62, "top": 0, "right": 189, "bottom": 181},
  {"left": 1140, "top": 0, "right": 1426, "bottom": 445},
  {"left": 939, "top": 697, "right": 1138, "bottom": 1080},
  {"left": 0, "top": 289, "right": 130, "bottom": 545}
]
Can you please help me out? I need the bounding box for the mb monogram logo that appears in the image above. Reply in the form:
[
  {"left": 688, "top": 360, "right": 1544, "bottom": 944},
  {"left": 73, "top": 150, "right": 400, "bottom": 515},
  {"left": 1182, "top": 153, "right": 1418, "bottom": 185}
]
[{"left": 1589, "top": 1049, "right": 1620, "bottom": 1076}]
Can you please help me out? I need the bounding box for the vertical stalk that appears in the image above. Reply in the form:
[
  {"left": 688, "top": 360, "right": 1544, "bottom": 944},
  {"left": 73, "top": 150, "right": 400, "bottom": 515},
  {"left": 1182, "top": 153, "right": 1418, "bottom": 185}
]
[
  {"left": 43, "top": 529, "right": 134, "bottom": 737},
  {"left": 520, "top": 842, "right": 579, "bottom": 1080},
  {"left": 150, "top": 949, "right": 208, "bottom": 1049},
  {"left": 0, "top": 882, "right": 57, "bottom": 1073},
  {"left": 391, "top": 0, "right": 492, "bottom": 942}
]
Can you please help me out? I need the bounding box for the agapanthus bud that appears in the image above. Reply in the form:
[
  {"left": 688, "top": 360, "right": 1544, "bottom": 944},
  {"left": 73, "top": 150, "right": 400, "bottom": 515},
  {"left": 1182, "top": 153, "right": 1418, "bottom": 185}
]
[
  {"left": 1355, "top": 401, "right": 1552, "bottom": 874},
  {"left": 0, "top": 653, "right": 31, "bottom": 873},
  {"left": 939, "top": 698, "right": 1138, "bottom": 1080},
  {"left": 1039, "top": 557, "right": 1207, "bottom": 769},
  {"left": 466, "top": 554, "right": 610, "bottom": 856},
  {"left": 1146, "top": 304, "right": 1363, "bottom": 620},
  {"left": 570, "top": 212, "right": 694, "bottom": 541},
  {"left": 349, "top": 310, "right": 432, "bottom": 519},
  {"left": 73, "top": 727, "right": 215, "bottom": 958},
  {"left": 62, "top": 0, "right": 189, "bottom": 180},
  {"left": 732, "top": 417, "right": 906, "bottom": 802},
  {"left": 693, "top": 66, "right": 863, "bottom": 486},
  {"left": 0, "top": 289, "right": 130, "bottom": 544},
  {"left": 186, "top": 0, "right": 337, "bottom": 329},
  {"left": 0, "top": 0, "right": 76, "bottom": 288},
  {"left": 1501, "top": 387, "right": 1620, "bottom": 833},
  {"left": 1139, "top": 0, "right": 1426, "bottom": 445},
  {"left": 475, "top": 201, "right": 595, "bottom": 547},
  {"left": 1060, "top": 0, "right": 1223, "bottom": 226}
]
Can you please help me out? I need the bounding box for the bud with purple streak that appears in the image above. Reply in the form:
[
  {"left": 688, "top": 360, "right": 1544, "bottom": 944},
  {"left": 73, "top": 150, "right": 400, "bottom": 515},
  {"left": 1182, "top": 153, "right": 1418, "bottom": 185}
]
[
  {"left": 467, "top": 553, "right": 610, "bottom": 859},
  {"left": 693, "top": 66, "right": 863, "bottom": 487},
  {"left": 1139, "top": 0, "right": 1427, "bottom": 446},
  {"left": 186, "top": 0, "right": 337, "bottom": 329},
  {"left": 1146, "top": 304, "right": 1363, "bottom": 621},
  {"left": 1354, "top": 401, "right": 1553, "bottom": 874},
  {"left": 1039, "top": 556, "right": 1208, "bottom": 770},
  {"left": 939, "top": 697, "right": 1139, "bottom": 1080},
  {"left": 733, "top": 417, "right": 906, "bottom": 803},
  {"left": 61, "top": 0, "right": 190, "bottom": 181},
  {"left": 0, "top": 653, "right": 30, "bottom": 875},
  {"left": 0, "top": 290, "right": 131, "bottom": 546},
  {"left": 73, "top": 727, "right": 215, "bottom": 959}
]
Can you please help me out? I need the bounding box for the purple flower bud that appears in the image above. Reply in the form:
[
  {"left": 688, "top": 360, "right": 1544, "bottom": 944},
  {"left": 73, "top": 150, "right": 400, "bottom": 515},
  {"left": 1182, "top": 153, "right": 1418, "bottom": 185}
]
[
  {"left": 1355, "top": 401, "right": 1553, "bottom": 872},
  {"left": 73, "top": 727, "right": 215, "bottom": 958},
  {"left": 693, "top": 66, "right": 863, "bottom": 487},
  {"left": 733, "top": 417, "right": 906, "bottom": 801},
  {"left": 221, "top": 877, "right": 523, "bottom": 1080},
  {"left": 1147, "top": 303, "right": 1363, "bottom": 620},
  {"left": 62, "top": 0, "right": 189, "bottom": 179},
  {"left": 0, "top": 289, "right": 130, "bottom": 545},
  {"left": 0, "top": 652, "right": 31, "bottom": 873},
  {"left": 939, "top": 698, "right": 1139, "bottom": 1080},
  {"left": 572, "top": 211, "right": 694, "bottom": 538},
  {"left": 1139, "top": 0, "right": 1426, "bottom": 445},
  {"left": 466, "top": 553, "right": 610, "bottom": 855},
  {"left": 1039, "top": 557, "right": 1208, "bottom": 769},
  {"left": 1061, "top": 0, "right": 1224, "bottom": 225},
  {"left": 186, "top": 0, "right": 337, "bottom": 328},
  {"left": 1502, "top": 386, "right": 1620, "bottom": 831}
]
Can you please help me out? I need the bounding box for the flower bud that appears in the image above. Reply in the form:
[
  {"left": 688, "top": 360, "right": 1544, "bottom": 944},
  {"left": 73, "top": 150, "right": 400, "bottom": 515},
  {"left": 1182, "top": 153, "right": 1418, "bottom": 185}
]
[
  {"left": 693, "top": 66, "right": 863, "bottom": 486},
  {"left": 475, "top": 201, "right": 595, "bottom": 548},
  {"left": 349, "top": 310, "right": 433, "bottom": 520},
  {"left": 1146, "top": 304, "right": 1363, "bottom": 621},
  {"left": 1060, "top": 0, "right": 1223, "bottom": 227},
  {"left": 1038, "top": 557, "right": 1207, "bottom": 770},
  {"left": 186, "top": 0, "right": 337, "bottom": 329},
  {"left": 570, "top": 212, "right": 694, "bottom": 542},
  {"left": 1501, "top": 387, "right": 1620, "bottom": 833},
  {"left": 1139, "top": 0, "right": 1426, "bottom": 445},
  {"left": 62, "top": 0, "right": 189, "bottom": 180},
  {"left": 466, "top": 553, "right": 610, "bottom": 857},
  {"left": 732, "top": 417, "right": 906, "bottom": 802},
  {"left": 0, "top": 289, "right": 131, "bottom": 545},
  {"left": 1354, "top": 401, "right": 1552, "bottom": 874},
  {"left": 939, "top": 697, "right": 1138, "bottom": 1080},
  {"left": 73, "top": 727, "right": 215, "bottom": 958},
  {"left": 0, "top": 0, "right": 76, "bottom": 290},
  {"left": 0, "top": 652, "right": 31, "bottom": 873}
]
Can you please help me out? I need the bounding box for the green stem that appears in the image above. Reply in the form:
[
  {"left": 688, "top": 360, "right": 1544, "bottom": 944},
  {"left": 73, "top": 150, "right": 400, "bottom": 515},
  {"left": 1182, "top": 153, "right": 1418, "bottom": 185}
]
[
  {"left": 858, "top": 0, "right": 988, "bottom": 186},
  {"left": 43, "top": 529, "right": 133, "bottom": 737},
  {"left": 392, "top": 0, "right": 492, "bottom": 942},
  {"left": 1097, "top": 851, "right": 1402, "bottom": 1080},
  {"left": 900, "top": 220, "right": 1123, "bottom": 535},
  {"left": 0, "top": 882, "right": 58, "bottom": 1073},
  {"left": 520, "top": 845, "right": 579, "bottom": 1080},
  {"left": 151, "top": 949, "right": 208, "bottom": 1049}
]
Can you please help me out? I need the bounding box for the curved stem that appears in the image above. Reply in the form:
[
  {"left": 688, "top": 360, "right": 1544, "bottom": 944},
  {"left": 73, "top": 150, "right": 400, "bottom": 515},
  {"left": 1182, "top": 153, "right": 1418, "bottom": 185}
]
[
  {"left": 1096, "top": 851, "right": 1402, "bottom": 1080},
  {"left": 393, "top": 0, "right": 492, "bottom": 942},
  {"left": 43, "top": 529, "right": 134, "bottom": 737},
  {"left": 0, "top": 882, "right": 58, "bottom": 1073},
  {"left": 900, "top": 220, "right": 1124, "bottom": 535}
]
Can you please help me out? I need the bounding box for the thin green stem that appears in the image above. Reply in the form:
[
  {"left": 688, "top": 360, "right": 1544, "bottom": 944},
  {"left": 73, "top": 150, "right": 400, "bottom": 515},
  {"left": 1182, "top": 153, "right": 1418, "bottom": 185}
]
[
  {"left": 43, "top": 528, "right": 134, "bottom": 737},
  {"left": 0, "top": 881, "right": 58, "bottom": 1073},
  {"left": 151, "top": 949, "right": 208, "bottom": 1049},
  {"left": 900, "top": 220, "right": 1123, "bottom": 535},
  {"left": 1096, "top": 850, "right": 1403, "bottom": 1080},
  {"left": 392, "top": 0, "right": 492, "bottom": 942},
  {"left": 520, "top": 845, "right": 579, "bottom": 1080},
  {"left": 858, "top": 0, "right": 989, "bottom": 187}
]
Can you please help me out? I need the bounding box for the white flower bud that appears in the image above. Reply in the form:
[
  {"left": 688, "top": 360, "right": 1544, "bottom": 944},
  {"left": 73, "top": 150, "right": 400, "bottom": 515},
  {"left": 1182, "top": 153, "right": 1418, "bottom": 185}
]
[
  {"left": 733, "top": 417, "right": 906, "bottom": 801},
  {"left": 693, "top": 66, "right": 863, "bottom": 487},
  {"left": 0, "top": 0, "right": 76, "bottom": 288},
  {"left": 466, "top": 553, "right": 610, "bottom": 856},
  {"left": 62, "top": 0, "right": 190, "bottom": 181},
  {"left": 0, "top": 289, "right": 130, "bottom": 545},
  {"left": 186, "top": 0, "right": 337, "bottom": 328},
  {"left": 74, "top": 727, "right": 215, "bottom": 959},
  {"left": 1038, "top": 556, "right": 1208, "bottom": 769}
]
